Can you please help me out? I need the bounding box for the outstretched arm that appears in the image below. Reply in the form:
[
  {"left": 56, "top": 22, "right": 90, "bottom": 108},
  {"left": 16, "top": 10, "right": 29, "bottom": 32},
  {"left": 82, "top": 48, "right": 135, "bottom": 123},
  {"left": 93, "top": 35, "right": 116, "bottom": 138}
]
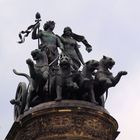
[
  {"left": 72, "top": 33, "right": 92, "bottom": 53},
  {"left": 82, "top": 39, "right": 92, "bottom": 53}
]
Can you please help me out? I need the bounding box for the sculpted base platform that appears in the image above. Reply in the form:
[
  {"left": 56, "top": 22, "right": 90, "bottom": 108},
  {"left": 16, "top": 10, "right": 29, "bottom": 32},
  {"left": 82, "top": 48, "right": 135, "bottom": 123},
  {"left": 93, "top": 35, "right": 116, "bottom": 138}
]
[{"left": 5, "top": 100, "right": 119, "bottom": 140}]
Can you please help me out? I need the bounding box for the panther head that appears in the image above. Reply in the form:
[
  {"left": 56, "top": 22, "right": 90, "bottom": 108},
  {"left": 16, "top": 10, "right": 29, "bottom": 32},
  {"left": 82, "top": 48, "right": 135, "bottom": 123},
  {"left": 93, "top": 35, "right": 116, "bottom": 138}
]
[
  {"left": 85, "top": 60, "right": 99, "bottom": 72},
  {"left": 31, "top": 49, "right": 42, "bottom": 61},
  {"left": 100, "top": 56, "right": 115, "bottom": 70},
  {"left": 59, "top": 53, "right": 71, "bottom": 69}
]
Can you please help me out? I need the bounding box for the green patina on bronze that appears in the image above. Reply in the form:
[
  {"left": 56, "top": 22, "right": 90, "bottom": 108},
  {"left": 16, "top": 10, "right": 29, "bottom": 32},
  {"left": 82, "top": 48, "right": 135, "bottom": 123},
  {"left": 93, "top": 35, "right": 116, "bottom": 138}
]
[{"left": 7, "top": 12, "right": 127, "bottom": 140}]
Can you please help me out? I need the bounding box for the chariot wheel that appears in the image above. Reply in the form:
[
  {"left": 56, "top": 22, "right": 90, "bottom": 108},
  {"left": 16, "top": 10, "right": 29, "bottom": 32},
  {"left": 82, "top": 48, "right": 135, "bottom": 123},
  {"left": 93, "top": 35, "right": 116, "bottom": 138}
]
[{"left": 14, "top": 82, "right": 27, "bottom": 120}]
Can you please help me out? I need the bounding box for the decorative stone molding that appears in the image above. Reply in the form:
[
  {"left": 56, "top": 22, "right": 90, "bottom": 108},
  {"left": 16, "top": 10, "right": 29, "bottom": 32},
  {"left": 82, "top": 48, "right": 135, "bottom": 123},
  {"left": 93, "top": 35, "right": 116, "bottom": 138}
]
[{"left": 5, "top": 100, "right": 119, "bottom": 140}]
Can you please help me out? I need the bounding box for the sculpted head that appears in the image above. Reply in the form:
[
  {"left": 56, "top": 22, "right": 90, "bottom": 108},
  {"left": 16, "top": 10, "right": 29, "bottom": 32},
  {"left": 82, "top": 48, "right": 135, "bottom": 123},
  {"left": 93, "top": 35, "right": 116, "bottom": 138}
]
[
  {"left": 59, "top": 53, "right": 71, "bottom": 68},
  {"left": 85, "top": 60, "right": 99, "bottom": 72},
  {"left": 43, "top": 21, "right": 55, "bottom": 31},
  {"left": 100, "top": 56, "right": 115, "bottom": 70},
  {"left": 31, "top": 49, "right": 42, "bottom": 61},
  {"left": 63, "top": 27, "right": 72, "bottom": 36}
]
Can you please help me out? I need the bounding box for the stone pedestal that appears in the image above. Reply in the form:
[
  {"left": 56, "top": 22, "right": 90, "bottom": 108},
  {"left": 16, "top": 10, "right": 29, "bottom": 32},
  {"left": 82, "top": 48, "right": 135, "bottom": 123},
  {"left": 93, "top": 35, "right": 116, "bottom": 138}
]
[{"left": 5, "top": 100, "right": 119, "bottom": 140}]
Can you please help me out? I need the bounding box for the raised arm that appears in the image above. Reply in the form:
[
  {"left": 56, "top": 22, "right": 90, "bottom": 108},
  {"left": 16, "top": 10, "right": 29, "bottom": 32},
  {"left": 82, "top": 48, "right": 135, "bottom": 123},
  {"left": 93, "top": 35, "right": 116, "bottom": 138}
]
[{"left": 32, "top": 23, "right": 41, "bottom": 40}]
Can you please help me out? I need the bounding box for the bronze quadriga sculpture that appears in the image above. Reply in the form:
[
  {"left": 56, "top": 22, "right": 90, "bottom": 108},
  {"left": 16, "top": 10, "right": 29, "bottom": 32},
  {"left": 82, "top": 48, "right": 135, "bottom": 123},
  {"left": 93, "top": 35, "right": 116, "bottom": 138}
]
[{"left": 6, "top": 12, "right": 127, "bottom": 140}]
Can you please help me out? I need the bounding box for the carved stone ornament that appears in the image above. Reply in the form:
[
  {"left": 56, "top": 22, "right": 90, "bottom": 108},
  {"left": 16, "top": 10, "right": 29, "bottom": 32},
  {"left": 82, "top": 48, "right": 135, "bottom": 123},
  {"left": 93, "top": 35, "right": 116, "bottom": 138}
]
[{"left": 5, "top": 100, "right": 119, "bottom": 140}]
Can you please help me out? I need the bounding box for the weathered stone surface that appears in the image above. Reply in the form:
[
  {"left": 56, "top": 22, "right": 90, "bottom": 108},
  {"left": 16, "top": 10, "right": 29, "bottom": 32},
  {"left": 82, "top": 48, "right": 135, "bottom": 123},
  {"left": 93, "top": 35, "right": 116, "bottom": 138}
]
[{"left": 5, "top": 100, "right": 119, "bottom": 140}]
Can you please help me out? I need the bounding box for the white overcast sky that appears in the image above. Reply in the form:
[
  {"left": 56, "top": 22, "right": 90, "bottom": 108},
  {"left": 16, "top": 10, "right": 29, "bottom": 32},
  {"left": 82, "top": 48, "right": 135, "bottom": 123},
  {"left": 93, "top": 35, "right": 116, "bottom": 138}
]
[{"left": 0, "top": 0, "right": 140, "bottom": 139}]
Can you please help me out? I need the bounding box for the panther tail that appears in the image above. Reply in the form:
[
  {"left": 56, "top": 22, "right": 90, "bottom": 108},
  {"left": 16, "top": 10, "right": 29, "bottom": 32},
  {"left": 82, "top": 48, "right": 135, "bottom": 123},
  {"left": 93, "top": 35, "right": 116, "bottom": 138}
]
[{"left": 13, "top": 69, "right": 32, "bottom": 84}]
